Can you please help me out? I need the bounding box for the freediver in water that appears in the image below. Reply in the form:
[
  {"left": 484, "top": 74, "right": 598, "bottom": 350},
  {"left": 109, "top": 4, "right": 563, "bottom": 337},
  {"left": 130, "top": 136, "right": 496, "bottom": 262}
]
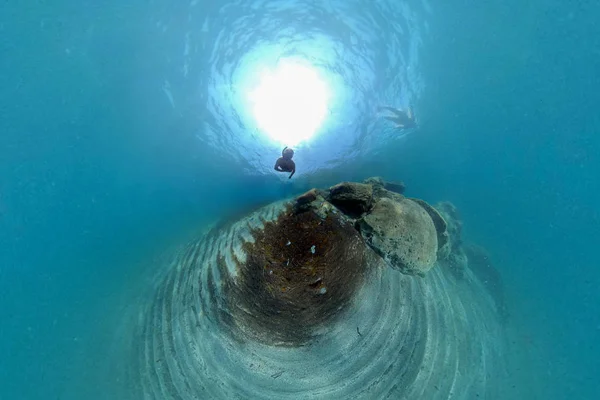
[
  {"left": 378, "top": 105, "right": 417, "bottom": 130},
  {"left": 274, "top": 146, "right": 296, "bottom": 179}
]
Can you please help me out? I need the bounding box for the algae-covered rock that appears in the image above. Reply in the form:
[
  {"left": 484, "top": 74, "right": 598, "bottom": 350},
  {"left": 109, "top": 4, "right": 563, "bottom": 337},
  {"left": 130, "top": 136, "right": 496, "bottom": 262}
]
[
  {"left": 296, "top": 188, "right": 318, "bottom": 205},
  {"left": 363, "top": 177, "right": 405, "bottom": 203},
  {"left": 445, "top": 248, "right": 468, "bottom": 279},
  {"left": 435, "top": 201, "right": 467, "bottom": 277},
  {"left": 294, "top": 188, "right": 319, "bottom": 213},
  {"left": 357, "top": 197, "right": 438, "bottom": 275},
  {"left": 231, "top": 203, "right": 370, "bottom": 345},
  {"left": 363, "top": 177, "right": 387, "bottom": 199},
  {"left": 363, "top": 176, "right": 385, "bottom": 187},
  {"left": 363, "top": 176, "right": 406, "bottom": 195},
  {"left": 436, "top": 202, "right": 462, "bottom": 243},
  {"left": 328, "top": 182, "right": 373, "bottom": 217},
  {"left": 383, "top": 181, "right": 406, "bottom": 194}
]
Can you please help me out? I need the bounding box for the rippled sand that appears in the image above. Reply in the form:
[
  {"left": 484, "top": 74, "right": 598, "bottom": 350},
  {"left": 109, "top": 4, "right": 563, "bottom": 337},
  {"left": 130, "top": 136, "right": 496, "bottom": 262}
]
[{"left": 118, "top": 199, "right": 507, "bottom": 399}]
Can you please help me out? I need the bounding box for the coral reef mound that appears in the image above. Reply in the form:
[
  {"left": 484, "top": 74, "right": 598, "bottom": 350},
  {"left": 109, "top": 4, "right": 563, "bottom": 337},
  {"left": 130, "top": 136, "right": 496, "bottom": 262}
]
[
  {"left": 116, "top": 178, "right": 509, "bottom": 400},
  {"left": 357, "top": 197, "right": 438, "bottom": 275}
]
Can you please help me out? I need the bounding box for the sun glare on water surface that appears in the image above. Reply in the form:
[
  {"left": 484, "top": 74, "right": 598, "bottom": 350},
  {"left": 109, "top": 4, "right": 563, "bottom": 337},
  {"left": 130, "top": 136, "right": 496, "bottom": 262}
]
[{"left": 247, "top": 60, "right": 331, "bottom": 146}]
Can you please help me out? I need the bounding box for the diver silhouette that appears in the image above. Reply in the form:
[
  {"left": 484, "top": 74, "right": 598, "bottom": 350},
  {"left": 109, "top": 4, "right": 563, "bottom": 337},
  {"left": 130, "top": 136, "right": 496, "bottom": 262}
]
[
  {"left": 379, "top": 106, "right": 417, "bottom": 130},
  {"left": 274, "top": 146, "right": 296, "bottom": 179}
]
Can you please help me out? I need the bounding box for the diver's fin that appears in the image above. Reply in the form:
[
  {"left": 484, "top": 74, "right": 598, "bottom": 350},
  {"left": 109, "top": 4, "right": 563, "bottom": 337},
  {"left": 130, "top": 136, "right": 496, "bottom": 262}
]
[
  {"left": 379, "top": 106, "right": 402, "bottom": 116},
  {"left": 383, "top": 116, "right": 399, "bottom": 124}
]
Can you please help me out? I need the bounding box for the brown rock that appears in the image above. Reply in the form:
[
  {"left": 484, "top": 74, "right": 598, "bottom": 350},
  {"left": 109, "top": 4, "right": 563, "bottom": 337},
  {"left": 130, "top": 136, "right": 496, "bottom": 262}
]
[
  {"left": 296, "top": 189, "right": 317, "bottom": 206},
  {"left": 293, "top": 189, "right": 326, "bottom": 214},
  {"left": 296, "top": 189, "right": 318, "bottom": 205}
]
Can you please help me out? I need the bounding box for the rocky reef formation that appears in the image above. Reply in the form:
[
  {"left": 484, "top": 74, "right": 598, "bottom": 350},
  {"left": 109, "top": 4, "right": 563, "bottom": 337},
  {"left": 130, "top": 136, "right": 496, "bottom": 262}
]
[
  {"left": 435, "top": 201, "right": 468, "bottom": 277},
  {"left": 118, "top": 178, "right": 509, "bottom": 399},
  {"left": 223, "top": 195, "right": 372, "bottom": 345},
  {"left": 425, "top": 200, "right": 508, "bottom": 318},
  {"left": 326, "top": 179, "right": 443, "bottom": 276}
]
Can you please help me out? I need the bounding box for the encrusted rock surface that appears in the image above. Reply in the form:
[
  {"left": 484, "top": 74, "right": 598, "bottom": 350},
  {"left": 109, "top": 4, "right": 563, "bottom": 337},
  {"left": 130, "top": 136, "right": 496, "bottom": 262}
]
[
  {"left": 436, "top": 201, "right": 468, "bottom": 277},
  {"left": 410, "top": 197, "right": 449, "bottom": 252},
  {"left": 363, "top": 176, "right": 405, "bottom": 203},
  {"left": 383, "top": 180, "right": 406, "bottom": 194},
  {"left": 293, "top": 188, "right": 320, "bottom": 213},
  {"left": 357, "top": 197, "right": 438, "bottom": 275},
  {"left": 363, "top": 176, "right": 406, "bottom": 195}
]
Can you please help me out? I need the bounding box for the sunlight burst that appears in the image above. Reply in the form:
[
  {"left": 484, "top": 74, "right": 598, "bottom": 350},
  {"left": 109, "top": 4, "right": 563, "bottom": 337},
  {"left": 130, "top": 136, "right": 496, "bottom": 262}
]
[{"left": 247, "top": 60, "right": 330, "bottom": 146}]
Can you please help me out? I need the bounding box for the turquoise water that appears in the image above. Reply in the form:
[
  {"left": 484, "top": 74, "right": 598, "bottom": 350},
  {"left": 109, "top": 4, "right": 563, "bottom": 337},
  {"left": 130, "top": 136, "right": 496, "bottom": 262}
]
[{"left": 1, "top": 0, "right": 599, "bottom": 399}]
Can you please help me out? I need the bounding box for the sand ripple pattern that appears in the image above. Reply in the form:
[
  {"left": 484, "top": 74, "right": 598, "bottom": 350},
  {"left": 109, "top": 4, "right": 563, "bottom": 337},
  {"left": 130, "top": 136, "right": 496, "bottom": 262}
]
[{"left": 124, "top": 202, "right": 507, "bottom": 399}]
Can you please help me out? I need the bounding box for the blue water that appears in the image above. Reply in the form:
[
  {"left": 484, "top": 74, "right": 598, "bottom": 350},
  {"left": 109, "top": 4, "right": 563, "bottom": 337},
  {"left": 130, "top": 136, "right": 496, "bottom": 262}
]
[{"left": 1, "top": 0, "right": 599, "bottom": 399}]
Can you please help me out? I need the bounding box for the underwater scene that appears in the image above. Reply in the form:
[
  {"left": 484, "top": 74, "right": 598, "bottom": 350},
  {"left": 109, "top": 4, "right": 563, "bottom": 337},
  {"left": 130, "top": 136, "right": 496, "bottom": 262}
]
[{"left": 1, "top": 0, "right": 599, "bottom": 399}]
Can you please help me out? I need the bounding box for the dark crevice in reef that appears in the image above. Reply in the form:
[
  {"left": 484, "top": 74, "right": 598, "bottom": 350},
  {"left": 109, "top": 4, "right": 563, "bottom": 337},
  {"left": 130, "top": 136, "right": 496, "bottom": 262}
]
[
  {"left": 222, "top": 205, "right": 369, "bottom": 346},
  {"left": 328, "top": 199, "right": 366, "bottom": 219},
  {"left": 328, "top": 182, "right": 373, "bottom": 218}
]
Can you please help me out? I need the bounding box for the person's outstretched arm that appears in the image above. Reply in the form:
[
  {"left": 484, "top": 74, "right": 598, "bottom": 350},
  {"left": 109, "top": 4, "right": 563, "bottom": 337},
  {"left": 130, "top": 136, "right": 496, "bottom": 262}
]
[{"left": 289, "top": 167, "right": 295, "bottom": 179}]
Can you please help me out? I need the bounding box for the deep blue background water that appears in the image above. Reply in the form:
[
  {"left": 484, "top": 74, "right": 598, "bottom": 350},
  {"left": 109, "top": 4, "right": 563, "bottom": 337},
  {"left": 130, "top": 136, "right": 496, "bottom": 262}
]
[{"left": 1, "top": 0, "right": 599, "bottom": 399}]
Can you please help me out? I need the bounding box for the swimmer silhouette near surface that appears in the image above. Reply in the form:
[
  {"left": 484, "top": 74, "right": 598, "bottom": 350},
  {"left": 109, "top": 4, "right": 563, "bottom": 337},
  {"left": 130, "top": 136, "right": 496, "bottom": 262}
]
[
  {"left": 378, "top": 106, "right": 417, "bottom": 130},
  {"left": 274, "top": 147, "right": 296, "bottom": 179}
]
